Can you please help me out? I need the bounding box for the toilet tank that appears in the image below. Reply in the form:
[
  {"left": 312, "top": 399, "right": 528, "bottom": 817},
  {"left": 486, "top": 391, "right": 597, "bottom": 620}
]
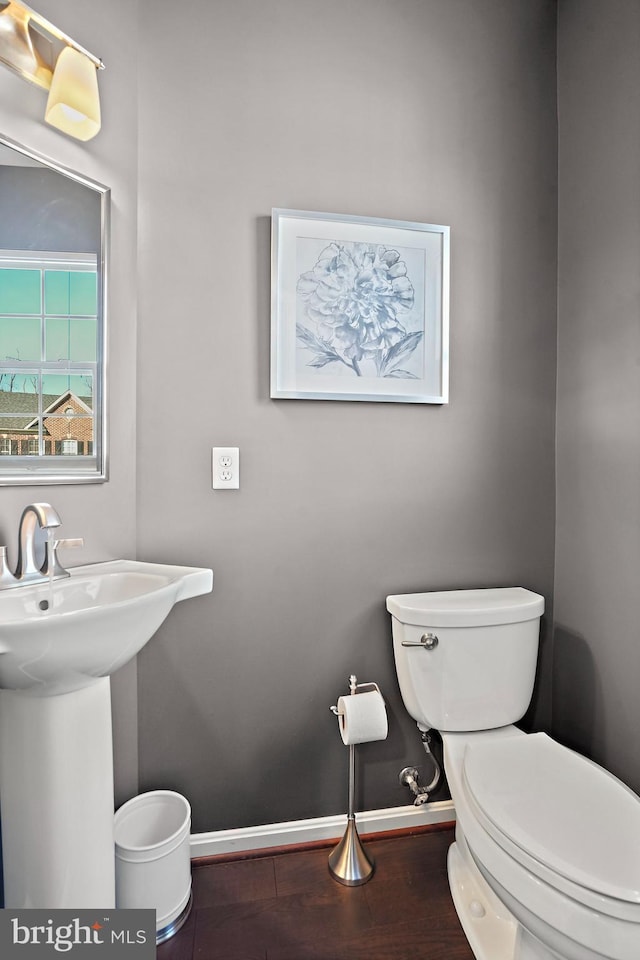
[{"left": 386, "top": 587, "right": 545, "bottom": 732}]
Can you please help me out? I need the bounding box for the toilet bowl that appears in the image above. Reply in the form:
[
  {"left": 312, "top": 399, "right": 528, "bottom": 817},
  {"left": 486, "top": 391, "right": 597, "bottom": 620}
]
[{"left": 386, "top": 587, "right": 640, "bottom": 960}]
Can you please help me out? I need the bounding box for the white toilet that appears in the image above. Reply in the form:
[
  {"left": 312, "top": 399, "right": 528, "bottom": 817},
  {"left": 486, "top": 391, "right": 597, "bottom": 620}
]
[{"left": 386, "top": 587, "right": 640, "bottom": 960}]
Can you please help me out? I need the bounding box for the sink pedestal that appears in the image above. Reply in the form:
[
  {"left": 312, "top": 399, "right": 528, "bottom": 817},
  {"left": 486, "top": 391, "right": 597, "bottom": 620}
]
[
  {"left": 0, "top": 558, "right": 213, "bottom": 908},
  {"left": 0, "top": 678, "right": 115, "bottom": 907}
]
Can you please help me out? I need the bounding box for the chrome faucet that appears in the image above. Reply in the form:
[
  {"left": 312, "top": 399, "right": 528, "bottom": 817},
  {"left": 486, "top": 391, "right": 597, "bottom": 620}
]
[
  {"left": 0, "top": 503, "right": 83, "bottom": 589},
  {"left": 15, "top": 502, "right": 62, "bottom": 585}
]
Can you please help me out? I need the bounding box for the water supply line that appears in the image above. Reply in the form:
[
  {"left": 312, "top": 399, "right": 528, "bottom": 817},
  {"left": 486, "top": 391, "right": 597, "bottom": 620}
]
[{"left": 399, "top": 730, "right": 442, "bottom": 806}]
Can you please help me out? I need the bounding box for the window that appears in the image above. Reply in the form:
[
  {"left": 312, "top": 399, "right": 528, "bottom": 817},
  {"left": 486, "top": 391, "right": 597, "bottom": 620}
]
[{"left": 0, "top": 251, "right": 103, "bottom": 480}]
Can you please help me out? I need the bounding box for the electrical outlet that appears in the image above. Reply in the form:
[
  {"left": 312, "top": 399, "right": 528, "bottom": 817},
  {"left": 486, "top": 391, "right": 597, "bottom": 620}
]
[{"left": 212, "top": 447, "right": 239, "bottom": 489}]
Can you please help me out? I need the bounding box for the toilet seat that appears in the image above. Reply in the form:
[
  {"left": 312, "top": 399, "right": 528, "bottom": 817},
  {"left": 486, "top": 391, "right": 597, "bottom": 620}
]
[{"left": 462, "top": 733, "right": 640, "bottom": 921}]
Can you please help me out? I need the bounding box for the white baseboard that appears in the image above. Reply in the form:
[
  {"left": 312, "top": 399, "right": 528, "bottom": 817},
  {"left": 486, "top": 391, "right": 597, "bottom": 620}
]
[{"left": 190, "top": 799, "right": 455, "bottom": 860}]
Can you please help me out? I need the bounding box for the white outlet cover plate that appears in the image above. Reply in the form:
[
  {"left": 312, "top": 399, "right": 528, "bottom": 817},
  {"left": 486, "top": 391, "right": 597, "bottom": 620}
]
[{"left": 212, "top": 447, "right": 240, "bottom": 489}]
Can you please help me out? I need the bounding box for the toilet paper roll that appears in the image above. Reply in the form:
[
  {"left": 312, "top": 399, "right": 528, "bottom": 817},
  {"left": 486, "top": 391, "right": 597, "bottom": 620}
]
[{"left": 337, "top": 690, "right": 388, "bottom": 745}]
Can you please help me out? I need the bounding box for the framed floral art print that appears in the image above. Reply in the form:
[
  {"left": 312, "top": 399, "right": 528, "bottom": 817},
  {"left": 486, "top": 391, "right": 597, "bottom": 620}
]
[{"left": 270, "top": 209, "right": 449, "bottom": 404}]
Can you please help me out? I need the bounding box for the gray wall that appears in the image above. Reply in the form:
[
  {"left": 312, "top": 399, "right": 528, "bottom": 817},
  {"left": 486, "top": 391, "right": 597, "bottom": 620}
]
[
  {"left": 0, "top": 167, "right": 100, "bottom": 252},
  {"left": 135, "top": 0, "right": 558, "bottom": 832},
  {"left": 554, "top": 0, "right": 640, "bottom": 794}
]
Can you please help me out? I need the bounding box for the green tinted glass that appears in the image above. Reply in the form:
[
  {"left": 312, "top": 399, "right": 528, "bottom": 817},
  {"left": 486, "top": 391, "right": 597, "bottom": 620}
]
[
  {"left": 45, "top": 271, "right": 97, "bottom": 316},
  {"left": 44, "top": 271, "right": 69, "bottom": 314},
  {"left": 70, "top": 272, "right": 97, "bottom": 315},
  {"left": 42, "top": 373, "right": 93, "bottom": 401},
  {"left": 0, "top": 317, "right": 41, "bottom": 362},
  {"left": 46, "top": 318, "right": 97, "bottom": 361},
  {"left": 0, "top": 270, "right": 41, "bottom": 314}
]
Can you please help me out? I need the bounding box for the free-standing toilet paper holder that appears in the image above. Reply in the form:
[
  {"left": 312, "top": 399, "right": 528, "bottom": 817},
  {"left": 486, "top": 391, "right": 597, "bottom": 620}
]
[{"left": 328, "top": 674, "right": 379, "bottom": 886}]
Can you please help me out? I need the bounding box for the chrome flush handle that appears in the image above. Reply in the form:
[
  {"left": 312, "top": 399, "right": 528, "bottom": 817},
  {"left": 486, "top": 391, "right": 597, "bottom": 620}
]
[{"left": 401, "top": 633, "right": 439, "bottom": 650}]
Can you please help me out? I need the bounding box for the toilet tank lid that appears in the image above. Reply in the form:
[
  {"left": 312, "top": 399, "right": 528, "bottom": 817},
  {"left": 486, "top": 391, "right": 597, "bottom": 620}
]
[{"left": 386, "top": 587, "right": 544, "bottom": 627}]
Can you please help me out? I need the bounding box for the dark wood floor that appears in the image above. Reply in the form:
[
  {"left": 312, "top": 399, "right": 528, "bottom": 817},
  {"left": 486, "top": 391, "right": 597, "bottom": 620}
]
[{"left": 157, "top": 825, "right": 475, "bottom": 960}]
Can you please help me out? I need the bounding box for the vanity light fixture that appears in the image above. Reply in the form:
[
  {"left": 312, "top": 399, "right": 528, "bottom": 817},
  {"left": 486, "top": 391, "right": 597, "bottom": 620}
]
[
  {"left": 0, "top": 0, "right": 104, "bottom": 141},
  {"left": 45, "top": 45, "right": 101, "bottom": 141}
]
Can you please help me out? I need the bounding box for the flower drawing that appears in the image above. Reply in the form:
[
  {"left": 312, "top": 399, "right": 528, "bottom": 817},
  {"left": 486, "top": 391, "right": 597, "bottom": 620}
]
[{"left": 296, "top": 241, "right": 423, "bottom": 378}]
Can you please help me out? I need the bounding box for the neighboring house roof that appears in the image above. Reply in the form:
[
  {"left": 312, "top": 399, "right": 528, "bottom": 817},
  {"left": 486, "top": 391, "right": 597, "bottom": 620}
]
[
  {"left": 0, "top": 390, "right": 92, "bottom": 432},
  {"left": 26, "top": 390, "right": 93, "bottom": 429}
]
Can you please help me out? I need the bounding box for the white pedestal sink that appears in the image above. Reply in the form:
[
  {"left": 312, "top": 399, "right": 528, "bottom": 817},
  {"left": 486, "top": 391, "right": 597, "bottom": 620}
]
[{"left": 0, "top": 559, "right": 213, "bottom": 909}]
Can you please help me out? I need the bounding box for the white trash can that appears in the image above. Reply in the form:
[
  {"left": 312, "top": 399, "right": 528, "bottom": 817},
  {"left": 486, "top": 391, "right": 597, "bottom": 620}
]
[{"left": 114, "top": 790, "right": 192, "bottom": 944}]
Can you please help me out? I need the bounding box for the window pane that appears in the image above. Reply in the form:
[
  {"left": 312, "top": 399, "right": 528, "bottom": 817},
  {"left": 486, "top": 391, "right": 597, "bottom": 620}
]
[
  {"left": 44, "top": 407, "right": 93, "bottom": 451},
  {"left": 70, "top": 272, "right": 97, "bottom": 315},
  {"left": 42, "top": 373, "right": 93, "bottom": 401},
  {"left": 0, "top": 317, "right": 41, "bottom": 362},
  {"left": 41, "top": 372, "right": 94, "bottom": 456},
  {"left": 44, "top": 270, "right": 69, "bottom": 314},
  {"left": 0, "top": 379, "right": 39, "bottom": 412},
  {"left": 46, "top": 318, "right": 97, "bottom": 361},
  {"left": 45, "top": 271, "right": 97, "bottom": 317},
  {"left": 0, "top": 415, "right": 37, "bottom": 456},
  {"left": 45, "top": 435, "right": 91, "bottom": 457},
  {"left": 0, "top": 269, "right": 41, "bottom": 314}
]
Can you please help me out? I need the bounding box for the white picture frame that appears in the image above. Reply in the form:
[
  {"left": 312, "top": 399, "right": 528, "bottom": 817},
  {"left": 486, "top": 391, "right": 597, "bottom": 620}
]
[{"left": 270, "top": 208, "right": 449, "bottom": 404}]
